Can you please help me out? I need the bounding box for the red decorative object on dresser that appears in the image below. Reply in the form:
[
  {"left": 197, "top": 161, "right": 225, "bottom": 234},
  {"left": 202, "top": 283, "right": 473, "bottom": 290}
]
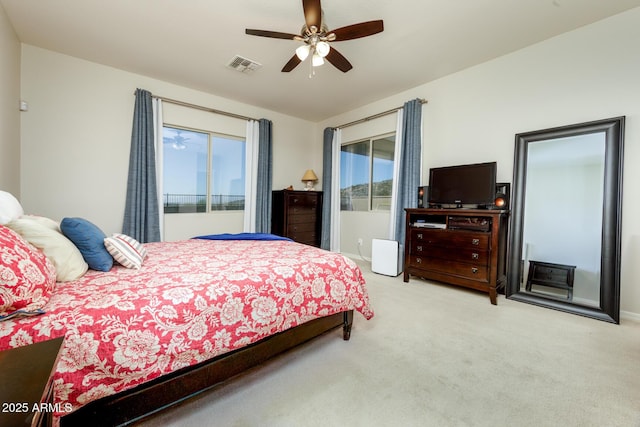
[{"left": 404, "top": 208, "right": 509, "bottom": 305}]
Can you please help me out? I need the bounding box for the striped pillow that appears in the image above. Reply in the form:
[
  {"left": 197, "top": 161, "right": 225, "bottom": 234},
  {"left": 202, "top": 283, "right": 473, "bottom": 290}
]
[{"left": 104, "top": 234, "right": 147, "bottom": 269}]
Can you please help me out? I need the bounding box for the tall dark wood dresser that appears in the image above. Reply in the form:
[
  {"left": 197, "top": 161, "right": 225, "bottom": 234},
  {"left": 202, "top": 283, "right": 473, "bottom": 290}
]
[{"left": 271, "top": 190, "right": 323, "bottom": 247}]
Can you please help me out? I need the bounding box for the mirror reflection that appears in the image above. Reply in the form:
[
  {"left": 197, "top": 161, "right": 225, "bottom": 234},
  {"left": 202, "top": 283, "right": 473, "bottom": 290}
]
[
  {"left": 507, "top": 117, "right": 624, "bottom": 323},
  {"left": 521, "top": 133, "right": 605, "bottom": 307}
]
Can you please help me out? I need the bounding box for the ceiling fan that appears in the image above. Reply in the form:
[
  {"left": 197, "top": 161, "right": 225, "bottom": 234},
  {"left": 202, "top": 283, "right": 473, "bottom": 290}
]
[{"left": 245, "top": 0, "right": 383, "bottom": 74}]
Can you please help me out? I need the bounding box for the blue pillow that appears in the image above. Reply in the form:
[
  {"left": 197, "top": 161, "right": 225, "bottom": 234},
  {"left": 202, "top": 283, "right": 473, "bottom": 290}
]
[{"left": 60, "top": 217, "right": 113, "bottom": 271}]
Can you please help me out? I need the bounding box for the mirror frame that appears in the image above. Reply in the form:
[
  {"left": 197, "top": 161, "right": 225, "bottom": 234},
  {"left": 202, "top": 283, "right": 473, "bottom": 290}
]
[{"left": 506, "top": 117, "right": 624, "bottom": 323}]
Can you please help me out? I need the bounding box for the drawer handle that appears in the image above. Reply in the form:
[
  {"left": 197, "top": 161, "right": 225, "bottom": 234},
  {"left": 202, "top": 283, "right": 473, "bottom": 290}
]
[
  {"left": 417, "top": 245, "right": 423, "bottom": 252},
  {"left": 471, "top": 253, "right": 479, "bottom": 260},
  {"left": 416, "top": 258, "right": 422, "bottom": 264},
  {"left": 471, "top": 267, "right": 478, "bottom": 274},
  {"left": 472, "top": 238, "right": 480, "bottom": 245}
]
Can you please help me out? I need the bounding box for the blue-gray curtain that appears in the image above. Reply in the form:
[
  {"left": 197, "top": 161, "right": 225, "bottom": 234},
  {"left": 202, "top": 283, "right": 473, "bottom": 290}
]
[
  {"left": 320, "top": 127, "right": 335, "bottom": 250},
  {"left": 255, "top": 118, "right": 273, "bottom": 233},
  {"left": 122, "top": 89, "right": 161, "bottom": 243},
  {"left": 393, "top": 99, "right": 423, "bottom": 242}
]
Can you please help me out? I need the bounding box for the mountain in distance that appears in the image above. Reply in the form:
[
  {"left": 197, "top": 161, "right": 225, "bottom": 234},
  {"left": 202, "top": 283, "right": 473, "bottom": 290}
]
[{"left": 341, "top": 179, "right": 392, "bottom": 196}]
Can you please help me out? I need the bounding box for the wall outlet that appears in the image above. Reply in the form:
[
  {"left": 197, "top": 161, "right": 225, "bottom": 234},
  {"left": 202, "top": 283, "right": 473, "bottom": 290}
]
[{"left": 357, "top": 238, "right": 363, "bottom": 246}]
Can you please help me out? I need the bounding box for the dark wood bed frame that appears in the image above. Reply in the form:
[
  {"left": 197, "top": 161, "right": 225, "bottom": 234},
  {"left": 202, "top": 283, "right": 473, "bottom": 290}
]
[{"left": 61, "top": 310, "right": 354, "bottom": 426}]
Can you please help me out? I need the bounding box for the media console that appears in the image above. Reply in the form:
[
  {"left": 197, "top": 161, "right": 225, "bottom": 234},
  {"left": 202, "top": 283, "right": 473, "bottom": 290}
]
[{"left": 403, "top": 208, "right": 509, "bottom": 304}]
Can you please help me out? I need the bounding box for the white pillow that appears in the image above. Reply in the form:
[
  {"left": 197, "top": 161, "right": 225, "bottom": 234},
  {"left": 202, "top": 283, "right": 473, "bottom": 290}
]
[
  {"left": 0, "top": 191, "right": 24, "bottom": 225},
  {"left": 104, "top": 233, "right": 147, "bottom": 269},
  {"left": 20, "top": 214, "right": 61, "bottom": 231},
  {"left": 6, "top": 217, "right": 89, "bottom": 282}
]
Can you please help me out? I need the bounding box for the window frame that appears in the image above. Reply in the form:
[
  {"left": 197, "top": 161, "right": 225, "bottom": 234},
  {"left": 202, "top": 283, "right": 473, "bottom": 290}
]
[
  {"left": 340, "top": 132, "right": 396, "bottom": 212},
  {"left": 162, "top": 124, "right": 246, "bottom": 214}
]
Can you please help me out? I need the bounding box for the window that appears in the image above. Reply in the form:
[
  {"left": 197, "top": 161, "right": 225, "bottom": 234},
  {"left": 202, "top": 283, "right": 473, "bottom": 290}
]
[
  {"left": 340, "top": 134, "right": 395, "bottom": 211},
  {"left": 163, "top": 126, "right": 245, "bottom": 213}
]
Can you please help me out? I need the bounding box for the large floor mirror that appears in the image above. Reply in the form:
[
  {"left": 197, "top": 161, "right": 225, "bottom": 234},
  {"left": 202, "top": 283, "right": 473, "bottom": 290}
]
[{"left": 506, "top": 117, "right": 624, "bottom": 323}]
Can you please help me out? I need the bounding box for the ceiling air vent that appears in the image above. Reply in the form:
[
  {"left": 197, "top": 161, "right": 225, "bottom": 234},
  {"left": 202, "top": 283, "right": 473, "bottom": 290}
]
[{"left": 227, "top": 55, "right": 262, "bottom": 74}]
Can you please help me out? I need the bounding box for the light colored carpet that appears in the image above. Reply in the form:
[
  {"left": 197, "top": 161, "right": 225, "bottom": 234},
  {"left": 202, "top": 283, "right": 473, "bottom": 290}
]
[{"left": 137, "top": 259, "right": 640, "bottom": 427}]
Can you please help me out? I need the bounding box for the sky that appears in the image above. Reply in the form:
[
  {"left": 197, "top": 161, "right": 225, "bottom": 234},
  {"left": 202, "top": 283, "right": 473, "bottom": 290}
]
[{"left": 163, "top": 127, "right": 245, "bottom": 197}]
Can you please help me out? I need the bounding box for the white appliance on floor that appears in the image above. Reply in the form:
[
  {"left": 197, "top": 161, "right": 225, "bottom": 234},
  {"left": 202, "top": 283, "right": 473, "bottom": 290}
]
[{"left": 371, "top": 239, "right": 403, "bottom": 277}]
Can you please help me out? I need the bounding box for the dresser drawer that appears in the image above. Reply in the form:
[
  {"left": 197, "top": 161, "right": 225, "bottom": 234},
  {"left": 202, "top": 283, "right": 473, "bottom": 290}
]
[
  {"left": 289, "top": 231, "right": 318, "bottom": 245},
  {"left": 288, "top": 205, "right": 318, "bottom": 217},
  {"left": 411, "top": 229, "right": 490, "bottom": 250},
  {"left": 529, "top": 265, "right": 570, "bottom": 284},
  {"left": 409, "top": 255, "right": 489, "bottom": 281},
  {"left": 411, "top": 242, "right": 489, "bottom": 265},
  {"left": 287, "top": 222, "right": 317, "bottom": 234},
  {"left": 287, "top": 193, "right": 319, "bottom": 208}
]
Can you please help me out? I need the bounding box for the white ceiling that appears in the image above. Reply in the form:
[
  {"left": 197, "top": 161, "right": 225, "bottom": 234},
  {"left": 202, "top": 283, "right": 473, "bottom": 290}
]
[{"left": 3, "top": 0, "right": 640, "bottom": 122}]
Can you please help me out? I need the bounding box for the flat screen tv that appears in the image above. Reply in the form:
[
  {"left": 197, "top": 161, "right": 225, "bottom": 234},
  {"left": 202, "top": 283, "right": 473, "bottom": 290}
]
[{"left": 428, "top": 162, "right": 497, "bottom": 207}]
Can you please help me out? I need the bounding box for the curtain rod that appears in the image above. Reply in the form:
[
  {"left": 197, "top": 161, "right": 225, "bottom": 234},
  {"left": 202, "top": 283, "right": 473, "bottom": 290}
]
[
  {"left": 335, "top": 98, "right": 428, "bottom": 129},
  {"left": 148, "top": 94, "right": 259, "bottom": 122},
  {"left": 140, "top": 93, "right": 426, "bottom": 127}
]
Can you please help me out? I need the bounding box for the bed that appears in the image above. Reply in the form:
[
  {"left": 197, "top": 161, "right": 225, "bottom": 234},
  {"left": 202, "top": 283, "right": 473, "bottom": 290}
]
[{"left": 0, "top": 220, "right": 373, "bottom": 426}]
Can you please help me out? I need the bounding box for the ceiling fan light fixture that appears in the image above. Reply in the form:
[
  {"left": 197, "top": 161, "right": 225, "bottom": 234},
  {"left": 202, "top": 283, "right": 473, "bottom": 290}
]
[
  {"left": 295, "top": 44, "right": 310, "bottom": 61},
  {"left": 312, "top": 53, "right": 325, "bottom": 67},
  {"left": 316, "top": 41, "right": 330, "bottom": 57}
]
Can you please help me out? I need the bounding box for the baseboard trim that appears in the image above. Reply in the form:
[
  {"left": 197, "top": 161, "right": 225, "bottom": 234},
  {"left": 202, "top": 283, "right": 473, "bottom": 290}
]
[
  {"left": 620, "top": 310, "right": 640, "bottom": 323},
  {"left": 341, "top": 252, "right": 370, "bottom": 264}
]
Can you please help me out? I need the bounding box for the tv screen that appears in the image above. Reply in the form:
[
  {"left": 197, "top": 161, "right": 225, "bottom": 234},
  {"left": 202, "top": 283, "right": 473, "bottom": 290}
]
[{"left": 428, "top": 162, "right": 497, "bottom": 207}]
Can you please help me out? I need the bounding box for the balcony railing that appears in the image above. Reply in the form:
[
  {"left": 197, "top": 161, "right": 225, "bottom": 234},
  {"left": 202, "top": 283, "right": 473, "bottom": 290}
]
[
  {"left": 163, "top": 193, "right": 244, "bottom": 213},
  {"left": 341, "top": 195, "right": 391, "bottom": 211}
]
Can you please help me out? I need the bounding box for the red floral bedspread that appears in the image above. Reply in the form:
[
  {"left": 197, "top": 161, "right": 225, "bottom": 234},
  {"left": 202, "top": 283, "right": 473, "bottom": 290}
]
[{"left": 0, "top": 239, "right": 373, "bottom": 418}]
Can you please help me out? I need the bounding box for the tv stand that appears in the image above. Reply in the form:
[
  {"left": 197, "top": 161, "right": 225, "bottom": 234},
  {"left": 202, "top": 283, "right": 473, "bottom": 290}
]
[{"left": 403, "top": 208, "right": 509, "bottom": 304}]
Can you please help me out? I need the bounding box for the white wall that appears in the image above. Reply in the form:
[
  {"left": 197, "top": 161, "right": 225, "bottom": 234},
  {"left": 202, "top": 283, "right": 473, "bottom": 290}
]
[
  {"left": 19, "top": 45, "right": 319, "bottom": 240},
  {"left": 317, "top": 8, "right": 640, "bottom": 317},
  {"left": 0, "top": 3, "right": 20, "bottom": 195}
]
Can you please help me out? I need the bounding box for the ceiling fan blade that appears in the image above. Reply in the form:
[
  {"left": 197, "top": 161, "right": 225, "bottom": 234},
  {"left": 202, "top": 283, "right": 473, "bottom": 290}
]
[
  {"left": 302, "top": 0, "right": 322, "bottom": 30},
  {"left": 281, "top": 54, "right": 302, "bottom": 72},
  {"left": 325, "top": 48, "right": 353, "bottom": 73},
  {"left": 245, "top": 29, "right": 300, "bottom": 40},
  {"left": 330, "top": 20, "right": 384, "bottom": 41}
]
